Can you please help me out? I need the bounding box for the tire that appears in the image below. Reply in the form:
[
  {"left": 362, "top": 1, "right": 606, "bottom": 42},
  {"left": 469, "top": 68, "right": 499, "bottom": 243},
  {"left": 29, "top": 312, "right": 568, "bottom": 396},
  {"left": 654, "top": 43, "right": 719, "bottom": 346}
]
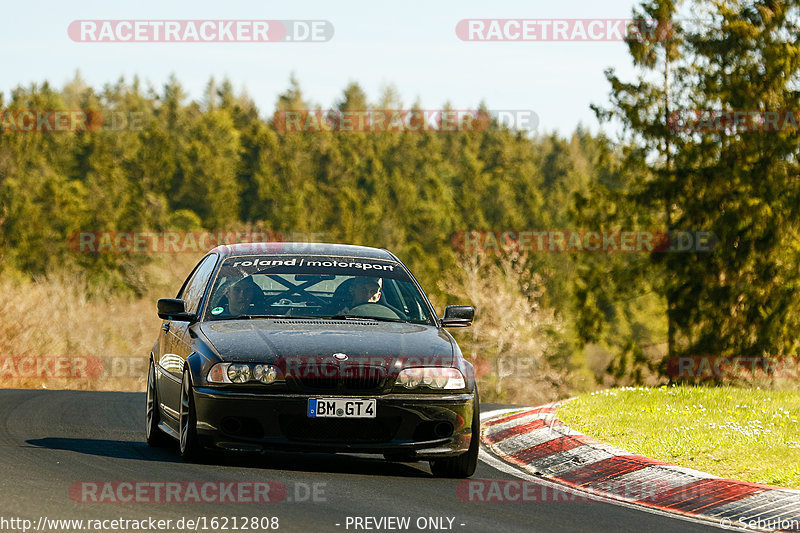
[
  {"left": 145, "top": 359, "right": 170, "bottom": 447},
  {"left": 429, "top": 391, "right": 480, "bottom": 478},
  {"left": 179, "top": 368, "right": 206, "bottom": 461}
]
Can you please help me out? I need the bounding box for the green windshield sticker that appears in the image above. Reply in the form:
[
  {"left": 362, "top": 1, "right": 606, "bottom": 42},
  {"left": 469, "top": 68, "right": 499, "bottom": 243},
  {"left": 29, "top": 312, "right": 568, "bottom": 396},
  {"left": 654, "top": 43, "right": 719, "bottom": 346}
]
[{"left": 211, "top": 306, "right": 224, "bottom": 315}]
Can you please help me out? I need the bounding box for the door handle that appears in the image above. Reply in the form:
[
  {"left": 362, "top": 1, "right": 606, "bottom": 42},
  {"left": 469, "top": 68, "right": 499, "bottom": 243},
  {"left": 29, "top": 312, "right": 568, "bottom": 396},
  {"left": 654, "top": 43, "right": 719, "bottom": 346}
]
[{"left": 162, "top": 324, "right": 170, "bottom": 332}]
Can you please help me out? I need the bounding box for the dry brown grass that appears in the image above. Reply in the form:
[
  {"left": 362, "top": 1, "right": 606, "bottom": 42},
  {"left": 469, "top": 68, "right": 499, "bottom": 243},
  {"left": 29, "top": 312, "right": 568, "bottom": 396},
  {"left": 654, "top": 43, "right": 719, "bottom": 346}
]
[
  {"left": 436, "top": 253, "right": 574, "bottom": 405},
  {"left": 0, "top": 255, "right": 200, "bottom": 392}
]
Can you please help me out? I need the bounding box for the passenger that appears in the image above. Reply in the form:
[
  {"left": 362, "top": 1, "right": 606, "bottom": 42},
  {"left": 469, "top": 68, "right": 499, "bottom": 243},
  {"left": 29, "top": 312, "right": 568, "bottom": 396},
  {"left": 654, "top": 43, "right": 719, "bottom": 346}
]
[{"left": 339, "top": 277, "right": 381, "bottom": 313}]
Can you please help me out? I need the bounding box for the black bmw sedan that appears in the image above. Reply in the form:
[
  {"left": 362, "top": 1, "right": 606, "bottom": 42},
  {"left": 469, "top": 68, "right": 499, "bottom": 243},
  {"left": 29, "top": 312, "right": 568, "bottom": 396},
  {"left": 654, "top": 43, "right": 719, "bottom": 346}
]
[{"left": 146, "top": 242, "right": 479, "bottom": 477}]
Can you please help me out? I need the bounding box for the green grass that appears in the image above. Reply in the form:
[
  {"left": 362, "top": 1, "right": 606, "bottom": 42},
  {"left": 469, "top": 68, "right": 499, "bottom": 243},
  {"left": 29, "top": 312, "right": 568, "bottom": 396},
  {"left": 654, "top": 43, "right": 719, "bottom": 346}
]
[{"left": 557, "top": 386, "right": 800, "bottom": 489}]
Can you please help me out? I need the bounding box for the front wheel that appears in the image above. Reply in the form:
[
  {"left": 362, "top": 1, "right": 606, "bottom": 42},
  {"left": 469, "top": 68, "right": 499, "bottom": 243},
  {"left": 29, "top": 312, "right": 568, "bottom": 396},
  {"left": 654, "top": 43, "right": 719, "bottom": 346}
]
[
  {"left": 179, "top": 368, "right": 205, "bottom": 461},
  {"left": 430, "top": 391, "right": 480, "bottom": 478}
]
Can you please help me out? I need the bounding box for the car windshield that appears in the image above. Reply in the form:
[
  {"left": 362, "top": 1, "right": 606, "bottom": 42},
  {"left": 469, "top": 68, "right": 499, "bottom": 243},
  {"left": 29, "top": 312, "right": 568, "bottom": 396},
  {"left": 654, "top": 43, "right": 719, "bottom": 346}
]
[{"left": 203, "top": 255, "right": 435, "bottom": 325}]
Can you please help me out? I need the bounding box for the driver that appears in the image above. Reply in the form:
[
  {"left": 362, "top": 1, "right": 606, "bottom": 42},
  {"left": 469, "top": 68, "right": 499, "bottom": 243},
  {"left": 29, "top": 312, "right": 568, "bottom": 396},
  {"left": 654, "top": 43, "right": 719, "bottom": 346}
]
[
  {"left": 226, "top": 276, "right": 261, "bottom": 315},
  {"left": 339, "top": 277, "right": 381, "bottom": 313}
]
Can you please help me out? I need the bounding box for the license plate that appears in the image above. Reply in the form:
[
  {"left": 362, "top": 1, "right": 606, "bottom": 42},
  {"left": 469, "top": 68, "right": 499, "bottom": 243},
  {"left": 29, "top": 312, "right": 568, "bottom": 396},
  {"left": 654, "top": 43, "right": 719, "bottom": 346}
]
[{"left": 308, "top": 398, "right": 376, "bottom": 418}]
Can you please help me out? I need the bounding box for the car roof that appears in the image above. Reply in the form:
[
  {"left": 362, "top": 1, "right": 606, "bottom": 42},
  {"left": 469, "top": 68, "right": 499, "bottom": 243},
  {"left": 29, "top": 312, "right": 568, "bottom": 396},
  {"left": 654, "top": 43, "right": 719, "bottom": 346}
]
[{"left": 208, "top": 242, "right": 398, "bottom": 261}]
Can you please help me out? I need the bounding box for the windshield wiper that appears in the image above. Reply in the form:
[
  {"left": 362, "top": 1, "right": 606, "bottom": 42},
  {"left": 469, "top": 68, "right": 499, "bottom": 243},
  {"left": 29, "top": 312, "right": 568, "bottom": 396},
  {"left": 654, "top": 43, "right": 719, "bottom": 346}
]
[
  {"left": 212, "top": 314, "right": 304, "bottom": 321},
  {"left": 321, "top": 314, "right": 407, "bottom": 323},
  {"left": 212, "top": 314, "right": 409, "bottom": 323}
]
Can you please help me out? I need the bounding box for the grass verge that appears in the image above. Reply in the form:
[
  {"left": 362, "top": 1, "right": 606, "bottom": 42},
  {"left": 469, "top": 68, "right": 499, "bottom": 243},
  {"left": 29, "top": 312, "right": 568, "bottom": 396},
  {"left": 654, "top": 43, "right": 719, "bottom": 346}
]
[{"left": 557, "top": 385, "right": 800, "bottom": 489}]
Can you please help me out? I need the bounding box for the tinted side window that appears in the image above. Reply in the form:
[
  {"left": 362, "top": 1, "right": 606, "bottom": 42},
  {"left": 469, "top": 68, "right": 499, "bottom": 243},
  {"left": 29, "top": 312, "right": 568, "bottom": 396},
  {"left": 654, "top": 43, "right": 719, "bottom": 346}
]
[
  {"left": 392, "top": 280, "right": 425, "bottom": 321},
  {"left": 180, "top": 254, "right": 218, "bottom": 314}
]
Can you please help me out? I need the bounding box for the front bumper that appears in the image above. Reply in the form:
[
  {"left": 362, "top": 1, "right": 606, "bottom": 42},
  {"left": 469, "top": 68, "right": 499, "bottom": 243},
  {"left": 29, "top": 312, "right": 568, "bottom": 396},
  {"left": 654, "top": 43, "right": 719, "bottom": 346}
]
[{"left": 192, "top": 387, "right": 475, "bottom": 459}]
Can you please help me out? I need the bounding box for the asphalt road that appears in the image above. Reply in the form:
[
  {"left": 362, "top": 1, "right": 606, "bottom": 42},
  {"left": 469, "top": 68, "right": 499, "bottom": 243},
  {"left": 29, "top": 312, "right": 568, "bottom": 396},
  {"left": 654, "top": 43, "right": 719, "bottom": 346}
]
[{"left": 0, "top": 390, "right": 725, "bottom": 533}]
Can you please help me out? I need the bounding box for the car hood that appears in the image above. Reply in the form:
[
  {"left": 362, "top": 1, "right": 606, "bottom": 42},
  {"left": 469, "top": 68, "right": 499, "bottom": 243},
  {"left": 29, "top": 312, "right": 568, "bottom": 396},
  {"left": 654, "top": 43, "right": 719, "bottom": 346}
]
[{"left": 198, "top": 319, "right": 455, "bottom": 368}]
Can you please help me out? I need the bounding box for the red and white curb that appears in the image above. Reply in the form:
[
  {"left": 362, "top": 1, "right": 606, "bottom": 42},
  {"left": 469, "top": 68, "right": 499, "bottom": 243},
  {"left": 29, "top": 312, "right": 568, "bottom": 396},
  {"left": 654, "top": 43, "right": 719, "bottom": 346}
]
[{"left": 480, "top": 404, "right": 800, "bottom": 532}]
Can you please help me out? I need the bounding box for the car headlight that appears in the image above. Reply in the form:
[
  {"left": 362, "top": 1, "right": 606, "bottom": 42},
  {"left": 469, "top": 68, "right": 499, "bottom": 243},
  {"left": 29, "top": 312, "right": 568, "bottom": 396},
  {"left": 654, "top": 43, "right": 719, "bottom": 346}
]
[
  {"left": 253, "top": 364, "right": 277, "bottom": 384},
  {"left": 396, "top": 367, "right": 466, "bottom": 390},
  {"left": 207, "top": 363, "right": 279, "bottom": 384},
  {"left": 207, "top": 363, "right": 232, "bottom": 383},
  {"left": 227, "top": 363, "right": 251, "bottom": 383}
]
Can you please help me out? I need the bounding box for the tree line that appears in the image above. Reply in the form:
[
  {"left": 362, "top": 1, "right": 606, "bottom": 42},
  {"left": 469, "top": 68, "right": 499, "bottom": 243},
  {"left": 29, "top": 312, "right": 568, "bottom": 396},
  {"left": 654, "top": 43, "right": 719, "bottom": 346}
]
[{"left": 2, "top": 0, "right": 798, "bottom": 387}]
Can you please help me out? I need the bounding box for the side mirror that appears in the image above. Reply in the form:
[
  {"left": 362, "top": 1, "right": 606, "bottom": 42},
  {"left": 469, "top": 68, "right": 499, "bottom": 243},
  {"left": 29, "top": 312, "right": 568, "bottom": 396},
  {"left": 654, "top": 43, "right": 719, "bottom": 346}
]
[
  {"left": 157, "top": 298, "right": 197, "bottom": 322},
  {"left": 440, "top": 305, "right": 474, "bottom": 327}
]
